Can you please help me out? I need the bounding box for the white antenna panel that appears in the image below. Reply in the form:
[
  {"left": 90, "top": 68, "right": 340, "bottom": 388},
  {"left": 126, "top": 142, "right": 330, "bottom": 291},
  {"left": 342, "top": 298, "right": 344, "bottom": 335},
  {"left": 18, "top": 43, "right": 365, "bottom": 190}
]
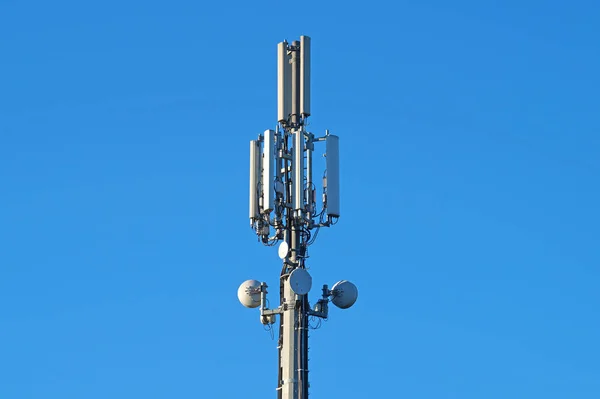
[
  {"left": 249, "top": 140, "right": 260, "bottom": 221},
  {"left": 300, "top": 36, "right": 311, "bottom": 116},
  {"left": 278, "top": 42, "right": 291, "bottom": 123},
  {"left": 326, "top": 135, "right": 340, "bottom": 217},
  {"left": 262, "top": 129, "right": 275, "bottom": 213},
  {"left": 293, "top": 130, "right": 305, "bottom": 211}
]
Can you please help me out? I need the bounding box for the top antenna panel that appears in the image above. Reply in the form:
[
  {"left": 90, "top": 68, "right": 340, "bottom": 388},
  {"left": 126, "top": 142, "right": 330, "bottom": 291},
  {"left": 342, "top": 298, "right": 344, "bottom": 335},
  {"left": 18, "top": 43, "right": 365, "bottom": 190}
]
[
  {"left": 277, "top": 41, "right": 292, "bottom": 123},
  {"left": 277, "top": 36, "right": 311, "bottom": 124},
  {"left": 300, "top": 36, "right": 311, "bottom": 117}
]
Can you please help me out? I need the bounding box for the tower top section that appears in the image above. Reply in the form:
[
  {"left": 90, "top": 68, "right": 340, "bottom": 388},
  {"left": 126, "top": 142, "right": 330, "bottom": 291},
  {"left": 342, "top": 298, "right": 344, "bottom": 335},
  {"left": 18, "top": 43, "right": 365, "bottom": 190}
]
[
  {"left": 278, "top": 36, "right": 311, "bottom": 126},
  {"left": 249, "top": 36, "right": 340, "bottom": 251}
]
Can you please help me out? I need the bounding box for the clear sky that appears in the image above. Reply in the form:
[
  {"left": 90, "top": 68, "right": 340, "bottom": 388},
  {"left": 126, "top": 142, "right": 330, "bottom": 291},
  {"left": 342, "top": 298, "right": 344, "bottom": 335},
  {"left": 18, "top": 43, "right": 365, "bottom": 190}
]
[{"left": 2, "top": 0, "right": 599, "bottom": 398}]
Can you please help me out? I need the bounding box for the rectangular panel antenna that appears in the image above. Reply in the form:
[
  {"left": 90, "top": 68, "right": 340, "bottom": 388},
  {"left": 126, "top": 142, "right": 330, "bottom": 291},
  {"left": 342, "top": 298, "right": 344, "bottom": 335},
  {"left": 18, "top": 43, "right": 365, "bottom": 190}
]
[
  {"left": 249, "top": 140, "right": 260, "bottom": 222},
  {"left": 262, "top": 129, "right": 276, "bottom": 213},
  {"left": 293, "top": 130, "right": 305, "bottom": 211},
  {"left": 278, "top": 42, "right": 291, "bottom": 123},
  {"left": 300, "top": 36, "right": 311, "bottom": 116},
  {"left": 326, "top": 135, "right": 340, "bottom": 217}
]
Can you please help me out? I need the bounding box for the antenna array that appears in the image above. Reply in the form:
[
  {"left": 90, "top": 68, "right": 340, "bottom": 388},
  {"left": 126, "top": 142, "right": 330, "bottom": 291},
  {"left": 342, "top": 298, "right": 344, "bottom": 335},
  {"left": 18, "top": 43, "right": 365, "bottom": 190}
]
[{"left": 239, "top": 36, "right": 357, "bottom": 399}]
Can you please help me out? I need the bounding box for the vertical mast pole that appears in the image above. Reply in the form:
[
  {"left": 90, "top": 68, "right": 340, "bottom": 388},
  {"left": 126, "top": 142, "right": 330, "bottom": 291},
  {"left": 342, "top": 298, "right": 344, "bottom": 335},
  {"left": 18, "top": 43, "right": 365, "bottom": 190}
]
[{"left": 280, "top": 40, "right": 308, "bottom": 399}]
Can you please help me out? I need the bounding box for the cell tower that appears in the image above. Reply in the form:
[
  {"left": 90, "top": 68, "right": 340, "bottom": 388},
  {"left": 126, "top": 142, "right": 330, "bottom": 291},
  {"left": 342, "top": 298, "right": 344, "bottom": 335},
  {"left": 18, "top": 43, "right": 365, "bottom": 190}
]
[{"left": 238, "top": 36, "right": 358, "bottom": 399}]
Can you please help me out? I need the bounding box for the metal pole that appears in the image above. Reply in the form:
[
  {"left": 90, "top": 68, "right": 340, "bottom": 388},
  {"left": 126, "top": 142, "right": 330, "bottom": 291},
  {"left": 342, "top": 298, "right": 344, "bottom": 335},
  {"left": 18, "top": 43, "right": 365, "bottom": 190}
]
[{"left": 279, "top": 40, "right": 307, "bottom": 399}]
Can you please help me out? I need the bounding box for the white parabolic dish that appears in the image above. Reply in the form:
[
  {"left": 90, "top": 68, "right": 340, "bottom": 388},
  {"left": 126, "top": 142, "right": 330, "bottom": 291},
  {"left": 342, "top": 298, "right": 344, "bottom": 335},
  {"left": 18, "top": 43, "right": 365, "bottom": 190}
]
[
  {"left": 331, "top": 280, "right": 358, "bottom": 309},
  {"left": 238, "top": 279, "right": 261, "bottom": 308},
  {"left": 289, "top": 268, "right": 312, "bottom": 295},
  {"left": 278, "top": 241, "right": 289, "bottom": 259}
]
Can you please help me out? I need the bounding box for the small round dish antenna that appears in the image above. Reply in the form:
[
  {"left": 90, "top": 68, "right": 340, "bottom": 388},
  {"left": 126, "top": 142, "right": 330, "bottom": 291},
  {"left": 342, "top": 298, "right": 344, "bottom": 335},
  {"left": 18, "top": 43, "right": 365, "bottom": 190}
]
[
  {"left": 278, "top": 241, "right": 289, "bottom": 259},
  {"left": 330, "top": 280, "right": 358, "bottom": 309},
  {"left": 237, "top": 279, "right": 261, "bottom": 308},
  {"left": 289, "top": 268, "right": 312, "bottom": 295}
]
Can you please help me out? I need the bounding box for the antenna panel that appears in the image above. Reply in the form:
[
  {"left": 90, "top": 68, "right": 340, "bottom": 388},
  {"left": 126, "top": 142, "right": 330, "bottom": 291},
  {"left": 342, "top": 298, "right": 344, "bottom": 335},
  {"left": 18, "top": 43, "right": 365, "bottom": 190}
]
[
  {"left": 326, "top": 135, "right": 340, "bottom": 217},
  {"left": 293, "top": 130, "right": 305, "bottom": 211},
  {"left": 262, "top": 129, "right": 275, "bottom": 213},
  {"left": 300, "top": 36, "right": 311, "bottom": 116},
  {"left": 249, "top": 140, "right": 260, "bottom": 221},
  {"left": 278, "top": 42, "right": 291, "bottom": 123}
]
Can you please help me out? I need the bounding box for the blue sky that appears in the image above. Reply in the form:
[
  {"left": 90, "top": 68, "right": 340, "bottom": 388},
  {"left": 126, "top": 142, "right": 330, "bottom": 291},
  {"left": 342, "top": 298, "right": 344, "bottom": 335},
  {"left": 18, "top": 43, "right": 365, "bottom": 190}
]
[{"left": 1, "top": 0, "right": 599, "bottom": 398}]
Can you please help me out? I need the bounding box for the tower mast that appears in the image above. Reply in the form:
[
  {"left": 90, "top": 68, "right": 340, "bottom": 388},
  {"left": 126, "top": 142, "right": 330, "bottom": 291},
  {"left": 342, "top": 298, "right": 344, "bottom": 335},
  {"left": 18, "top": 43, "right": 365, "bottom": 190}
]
[{"left": 238, "top": 36, "right": 358, "bottom": 399}]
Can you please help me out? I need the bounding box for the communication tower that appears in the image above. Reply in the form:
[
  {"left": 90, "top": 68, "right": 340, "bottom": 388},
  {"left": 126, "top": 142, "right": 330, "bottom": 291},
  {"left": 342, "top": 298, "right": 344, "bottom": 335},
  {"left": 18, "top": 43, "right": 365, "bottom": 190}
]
[{"left": 238, "top": 36, "right": 358, "bottom": 399}]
